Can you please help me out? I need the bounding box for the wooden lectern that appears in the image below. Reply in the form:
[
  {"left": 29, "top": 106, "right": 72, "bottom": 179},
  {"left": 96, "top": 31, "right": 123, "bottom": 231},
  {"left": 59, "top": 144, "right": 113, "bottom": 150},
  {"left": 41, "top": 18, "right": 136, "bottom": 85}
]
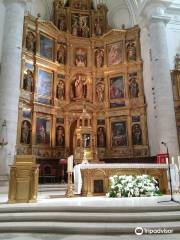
[{"left": 8, "top": 155, "right": 39, "bottom": 203}]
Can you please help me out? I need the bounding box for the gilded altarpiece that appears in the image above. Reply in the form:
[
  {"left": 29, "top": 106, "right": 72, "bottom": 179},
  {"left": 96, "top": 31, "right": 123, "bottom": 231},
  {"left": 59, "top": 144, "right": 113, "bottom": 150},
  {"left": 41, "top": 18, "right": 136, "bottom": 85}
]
[{"left": 17, "top": 0, "right": 149, "bottom": 174}]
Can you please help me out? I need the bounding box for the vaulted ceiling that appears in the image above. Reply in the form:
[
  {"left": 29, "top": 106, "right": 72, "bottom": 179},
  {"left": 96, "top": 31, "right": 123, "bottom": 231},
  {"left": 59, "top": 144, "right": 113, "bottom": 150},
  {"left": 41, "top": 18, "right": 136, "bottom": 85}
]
[{"left": 26, "top": 0, "right": 180, "bottom": 29}]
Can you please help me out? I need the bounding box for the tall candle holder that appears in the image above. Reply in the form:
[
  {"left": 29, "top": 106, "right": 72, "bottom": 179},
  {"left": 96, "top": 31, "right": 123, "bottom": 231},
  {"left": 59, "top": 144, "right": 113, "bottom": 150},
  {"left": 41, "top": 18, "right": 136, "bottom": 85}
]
[{"left": 65, "top": 171, "right": 74, "bottom": 198}]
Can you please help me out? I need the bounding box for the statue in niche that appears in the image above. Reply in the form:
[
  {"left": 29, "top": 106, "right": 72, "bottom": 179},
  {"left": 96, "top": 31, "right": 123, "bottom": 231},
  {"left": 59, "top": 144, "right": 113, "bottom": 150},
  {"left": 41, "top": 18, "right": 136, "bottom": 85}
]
[
  {"left": 56, "top": 126, "right": 65, "bottom": 146},
  {"left": 71, "top": 74, "right": 87, "bottom": 100},
  {"left": 21, "top": 120, "right": 31, "bottom": 144},
  {"left": 56, "top": 80, "right": 65, "bottom": 100},
  {"left": 96, "top": 83, "right": 104, "bottom": 102},
  {"left": 57, "top": 45, "right": 65, "bottom": 64},
  {"left": 26, "top": 31, "right": 36, "bottom": 53},
  {"left": 175, "top": 53, "right": 180, "bottom": 70},
  {"left": 97, "top": 127, "right": 106, "bottom": 147},
  {"left": 132, "top": 124, "right": 142, "bottom": 145},
  {"left": 127, "top": 41, "right": 136, "bottom": 61},
  {"left": 23, "top": 69, "right": 33, "bottom": 92},
  {"left": 80, "top": 16, "right": 90, "bottom": 38},
  {"left": 58, "top": 15, "right": 66, "bottom": 31},
  {"left": 75, "top": 48, "right": 87, "bottom": 67},
  {"left": 95, "top": 48, "right": 104, "bottom": 68},
  {"left": 72, "top": 16, "right": 79, "bottom": 36},
  {"left": 129, "top": 74, "right": 139, "bottom": 98},
  {"left": 94, "top": 17, "right": 103, "bottom": 36}
]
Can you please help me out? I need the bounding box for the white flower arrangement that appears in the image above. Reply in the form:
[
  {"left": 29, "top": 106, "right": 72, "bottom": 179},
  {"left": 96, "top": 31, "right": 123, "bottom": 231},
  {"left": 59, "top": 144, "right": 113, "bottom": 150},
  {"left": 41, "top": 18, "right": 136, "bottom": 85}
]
[{"left": 107, "top": 174, "right": 161, "bottom": 198}]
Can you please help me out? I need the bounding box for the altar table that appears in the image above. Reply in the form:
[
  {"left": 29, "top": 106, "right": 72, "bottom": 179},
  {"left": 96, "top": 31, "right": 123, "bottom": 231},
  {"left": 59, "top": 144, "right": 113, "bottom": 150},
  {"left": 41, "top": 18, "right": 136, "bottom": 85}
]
[{"left": 74, "top": 163, "right": 179, "bottom": 196}]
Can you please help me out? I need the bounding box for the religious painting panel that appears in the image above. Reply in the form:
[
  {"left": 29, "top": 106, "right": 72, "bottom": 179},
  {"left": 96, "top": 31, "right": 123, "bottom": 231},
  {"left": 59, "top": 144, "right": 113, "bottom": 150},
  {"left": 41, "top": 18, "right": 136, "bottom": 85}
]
[
  {"left": 75, "top": 48, "right": 87, "bottom": 67},
  {"left": 40, "top": 34, "right": 54, "bottom": 60},
  {"left": 70, "top": 74, "right": 87, "bottom": 100},
  {"left": 71, "top": 14, "right": 90, "bottom": 38},
  {"left": 37, "top": 69, "right": 53, "bottom": 98},
  {"left": 56, "top": 126, "right": 65, "bottom": 147},
  {"left": 56, "top": 117, "right": 64, "bottom": 124},
  {"left": 132, "top": 116, "right": 140, "bottom": 123},
  {"left": 95, "top": 48, "right": 104, "bottom": 68},
  {"left": 128, "top": 72, "right": 139, "bottom": 98},
  {"left": 20, "top": 120, "right": 31, "bottom": 145},
  {"left": 97, "top": 127, "right": 106, "bottom": 148},
  {"left": 36, "top": 117, "right": 51, "bottom": 145},
  {"left": 23, "top": 63, "right": 34, "bottom": 92},
  {"left": 56, "top": 80, "right": 65, "bottom": 100},
  {"left": 107, "top": 42, "right": 123, "bottom": 66},
  {"left": 26, "top": 30, "right": 36, "bottom": 53},
  {"left": 126, "top": 40, "right": 136, "bottom": 61},
  {"left": 132, "top": 124, "right": 142, "bottom": 145},
  {"left": 22, "top": 108, "right": 32, "bottom": 119},
  {"left": 57, "top": 44, "right": 66, "bottom": 64},
  {"left": 110, "top": 75, "right": 124, "bottom": 99},
  {"left": 111, "top": 121, "right": 128, "bottom": 147}
]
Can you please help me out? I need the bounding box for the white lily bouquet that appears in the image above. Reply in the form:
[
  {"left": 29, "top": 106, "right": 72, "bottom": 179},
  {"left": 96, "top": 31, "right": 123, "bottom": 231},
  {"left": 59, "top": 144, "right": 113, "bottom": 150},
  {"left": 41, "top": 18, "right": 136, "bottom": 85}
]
[{"left": 107, "top": 174, "right": 161, "bottom": 198}]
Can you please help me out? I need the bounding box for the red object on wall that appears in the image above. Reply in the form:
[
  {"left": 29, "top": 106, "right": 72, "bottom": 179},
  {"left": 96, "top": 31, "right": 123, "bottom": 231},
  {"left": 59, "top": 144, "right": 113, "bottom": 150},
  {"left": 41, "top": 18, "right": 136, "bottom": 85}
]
[{"left": 156, "top": 154, "right": 168, "bottom": 164}]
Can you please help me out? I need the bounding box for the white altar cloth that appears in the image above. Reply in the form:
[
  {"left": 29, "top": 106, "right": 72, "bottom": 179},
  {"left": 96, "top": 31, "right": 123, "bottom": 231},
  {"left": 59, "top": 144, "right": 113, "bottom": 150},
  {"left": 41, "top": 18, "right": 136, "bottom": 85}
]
[{"left": 73, "top": 163, "right": 179, "bottom": 194}]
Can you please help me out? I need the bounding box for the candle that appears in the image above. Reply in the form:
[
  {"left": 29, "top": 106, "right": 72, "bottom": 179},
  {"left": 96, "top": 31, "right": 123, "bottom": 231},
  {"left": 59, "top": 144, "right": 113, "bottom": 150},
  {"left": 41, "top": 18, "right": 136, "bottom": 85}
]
[
  {"left": 68, "top": 155, "right": 73, "bottom": 172},
  {"left": 166, "top": 157, "right": 168, "bottom": 164},
  {"left": 171, "top": 156, "right": 175, "bottom": 165},
  {"left": 178, "top": 156, "right": 180, "bottom": 170}
]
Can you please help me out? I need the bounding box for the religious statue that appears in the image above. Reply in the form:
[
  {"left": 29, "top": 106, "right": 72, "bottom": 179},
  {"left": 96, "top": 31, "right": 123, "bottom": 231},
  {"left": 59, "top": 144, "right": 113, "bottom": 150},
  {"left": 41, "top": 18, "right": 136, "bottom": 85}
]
[
  {"left": 175, "top": 53, "right": 180, "bottom": 70},
  {"left": 21, "top": 120, "right": 31, "bottom": 144},
  {"left": 56, "top": 126, "right": 65, "bottom": 146},
  {"left": 57, "top": 46, "right": 65, "bottom": 64},
  {"left": 127, "top": 41, "right": 136, "bottom": 61},
  {"left": 96, "top": 83, "right": 104, "bottom": 102},
  {"left": 23, "top": 69, "right": 33, "bottom": 92},
  {"left": 56, "top": 80, "right": 65, "bottom": 100},
  {"left": 132, "top": 124, "right": 142, "bottom": 145},
  {"left": 71, "top": 74, "right": 87, "bottom": 100},
  {"left": 72, "top": 17, "right": 79, "bottom": 36},
  {"left": 95, "top": 48, "right": 104, "bottom": 68},
  {"left": 58, "top": 15, "right": 66, "bottom": 31},
  {"left": 94, "top": 17, "right": 103, "bottom": 36},
  {"left": 129, "top": 75, "right": 139, "bottom": 98},
  {"left": 97, "top": 127, "right": 106, "bottom": 147},
  {"left": 26, "top": 31, "right": 36, "bottom": 53},
  {"left": 75, "top": 48, "right": 87, "bottom": 67},
  {"left": 80, "top": 16, "right": 90, "bottom": 38},
  {"left": 39, "top": 125, "right": 46, "bottom": 144}
]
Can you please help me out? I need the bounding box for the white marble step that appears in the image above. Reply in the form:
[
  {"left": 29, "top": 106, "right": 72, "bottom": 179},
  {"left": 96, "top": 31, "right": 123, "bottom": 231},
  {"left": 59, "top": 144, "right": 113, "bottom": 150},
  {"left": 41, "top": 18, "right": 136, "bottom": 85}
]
[
  {"left": 0, "top": 211, "right": 180, "bottom": 222},
  {"left": 0, "top": 221, "right": 179, "bottom": 234}
]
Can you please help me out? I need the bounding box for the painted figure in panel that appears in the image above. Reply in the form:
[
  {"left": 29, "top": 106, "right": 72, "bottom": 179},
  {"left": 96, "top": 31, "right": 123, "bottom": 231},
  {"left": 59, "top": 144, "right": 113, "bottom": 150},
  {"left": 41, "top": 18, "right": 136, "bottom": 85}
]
[
  {"left": 56, "top": 126, "right": 65, "bottom": 146},
  {"left": 127, "top": 40, "right": 136, "bottom": 61},
  {"left": 95, "top": 48, "right": 104, "bottom": 68},
  {"left": 129, "top": 73, "right": 139, "bottom": 98},
  {"left": 57, "top": 45, "right": 65, "bottom": 64}
]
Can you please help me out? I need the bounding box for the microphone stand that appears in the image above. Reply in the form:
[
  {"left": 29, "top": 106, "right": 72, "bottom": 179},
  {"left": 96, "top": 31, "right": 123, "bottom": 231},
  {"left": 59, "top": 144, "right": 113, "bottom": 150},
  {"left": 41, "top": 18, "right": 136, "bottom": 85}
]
[{"left": 158, "top": 143, "right": 180, "bottom": 204}]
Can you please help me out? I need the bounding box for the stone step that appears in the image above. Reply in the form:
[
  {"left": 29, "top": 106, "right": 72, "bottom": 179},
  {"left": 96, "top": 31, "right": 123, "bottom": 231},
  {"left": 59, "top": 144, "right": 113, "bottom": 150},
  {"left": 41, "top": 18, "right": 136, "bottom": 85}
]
[
  {"left": 0, "top": 221, "right": 179, "bottom": 234},
  {"left": 0, "top": 204, "right": 180, "bottom": 213},
  {"left": 0, "top": 211, "right": 180, "bottom": 223}
]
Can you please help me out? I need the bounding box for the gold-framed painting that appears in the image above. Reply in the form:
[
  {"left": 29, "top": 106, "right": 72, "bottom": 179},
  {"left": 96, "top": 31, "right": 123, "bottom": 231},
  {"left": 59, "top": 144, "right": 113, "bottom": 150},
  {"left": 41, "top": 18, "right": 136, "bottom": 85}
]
[
  {"left": 35, "top": 116, "right": 51, "bottom": 145},
  {"left": 39, "top": 33, "right": 54, "bottom": 60},
  {"left": 109, "top": 75, "right": 125, "bottom": 99},
  {"left": 107, "top": 42, "right": 123, "bottom": 66},
  {"left": 111, "top": 121, "right": 128, "bottom": 147}
]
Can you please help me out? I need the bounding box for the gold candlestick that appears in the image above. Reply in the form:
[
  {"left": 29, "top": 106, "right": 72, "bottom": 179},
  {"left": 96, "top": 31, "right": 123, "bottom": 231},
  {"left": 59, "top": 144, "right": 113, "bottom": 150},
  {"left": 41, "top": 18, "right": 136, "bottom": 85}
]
[{"left": 65, "top": 171, "right": 74, "bottom": 198}]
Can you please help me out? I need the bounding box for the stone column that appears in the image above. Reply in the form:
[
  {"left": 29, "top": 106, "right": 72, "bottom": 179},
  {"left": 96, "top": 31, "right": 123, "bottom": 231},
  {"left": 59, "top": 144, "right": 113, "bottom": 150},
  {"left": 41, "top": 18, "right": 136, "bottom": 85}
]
[
  {"left": 0, "top": 0, "right": 30, "bottom": 183},
  {"left": 142, "top": 3, "right": 179, "bottom": 156}
]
